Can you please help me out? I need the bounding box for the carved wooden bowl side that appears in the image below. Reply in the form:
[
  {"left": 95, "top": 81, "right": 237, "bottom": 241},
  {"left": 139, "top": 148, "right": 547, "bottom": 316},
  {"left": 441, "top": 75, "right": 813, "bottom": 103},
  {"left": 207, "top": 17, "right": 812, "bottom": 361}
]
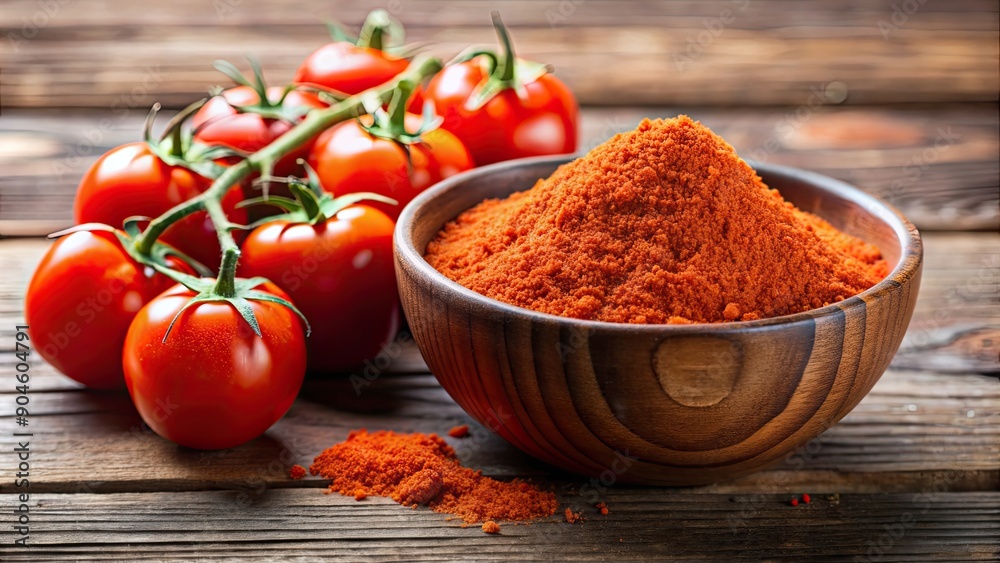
[{"left": 395, "top": 156, "right": 922, "bottom": 486}]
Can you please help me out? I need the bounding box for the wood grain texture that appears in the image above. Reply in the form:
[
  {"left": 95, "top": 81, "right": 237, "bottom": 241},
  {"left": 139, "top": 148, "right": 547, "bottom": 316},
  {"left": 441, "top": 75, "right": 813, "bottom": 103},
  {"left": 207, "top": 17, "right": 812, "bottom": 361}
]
[
  {"left": 0, "top": 232, "right": 996, "bottom": 558},
  {"left": 395, "top": 157, "right": 926, "bottom": 485},
  {"left": 0, "top": 0, "right": 997, "bottom": 108},
  {"left": 0, "top": 490, "right": 997, "bottom": 561},
  {"left": 0, "top": 236, "right": 997, "bottom": 493},
  {"left": 0, "top": 369, "right": 997, "bottom": 494},
  {"left": 1, "top": 105, "right": 996, "bottom": 235}
]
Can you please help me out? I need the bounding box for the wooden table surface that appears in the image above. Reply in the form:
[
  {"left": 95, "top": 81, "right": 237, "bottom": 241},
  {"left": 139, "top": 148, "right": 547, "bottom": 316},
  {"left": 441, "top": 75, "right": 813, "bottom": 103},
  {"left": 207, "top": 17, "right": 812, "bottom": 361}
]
[
  {"left": 1, "top": 0, "right": 998, "bottom": 560},
  {"left": 0, "top": 106, "right": 997, "bottom": 560}
]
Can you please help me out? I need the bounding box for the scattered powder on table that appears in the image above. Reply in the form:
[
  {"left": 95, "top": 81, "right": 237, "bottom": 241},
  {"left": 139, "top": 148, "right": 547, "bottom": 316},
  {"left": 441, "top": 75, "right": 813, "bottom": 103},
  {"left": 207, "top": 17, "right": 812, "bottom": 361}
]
[
  {"left": 481, "top": 520, "right": 501, "bottom": 534},
  {"left": 425, "top": 116, "right": 888, "bottom": 324},
  {"left": 447, "top": 424, "right": 470, "bottom": 438},
  {"left": 564, "top": 508, "right": 583, "bottom": 524},
  {"left": 288, "top": 464, "right": 306, "bottom": 480},
  {"left": 308, "top": 429, "right": 558, "bottom": 523},
  {"left": 596, "top": 502, "right": 609, "bottom": 516}
]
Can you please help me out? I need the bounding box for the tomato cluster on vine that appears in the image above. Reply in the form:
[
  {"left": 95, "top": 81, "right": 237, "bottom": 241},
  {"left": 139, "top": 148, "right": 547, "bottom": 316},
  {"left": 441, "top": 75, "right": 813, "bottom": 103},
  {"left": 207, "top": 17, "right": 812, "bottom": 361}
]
[{"left": 24, "top": 10, "right": 579, "bottom": 450}]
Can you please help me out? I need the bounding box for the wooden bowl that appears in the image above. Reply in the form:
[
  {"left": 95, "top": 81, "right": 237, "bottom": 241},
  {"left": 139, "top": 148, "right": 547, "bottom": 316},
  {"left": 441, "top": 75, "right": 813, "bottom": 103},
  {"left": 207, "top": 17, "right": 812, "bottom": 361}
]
[{"left": 394, "top": 155, "right": 923, "bottom": 486}]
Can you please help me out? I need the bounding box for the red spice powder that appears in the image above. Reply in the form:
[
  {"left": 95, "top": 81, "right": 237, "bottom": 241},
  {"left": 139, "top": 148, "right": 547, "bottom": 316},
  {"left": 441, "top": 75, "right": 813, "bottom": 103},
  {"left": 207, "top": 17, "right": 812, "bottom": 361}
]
[
  {"left": 482, "top": 520, "right": 501, "bottom": 534},
  {"left": 596, "top": 501, "right": 609, "bottom": 516},
  {"left": 564, "top": 508, "right": 583, "bottom": 524},
  {"left": 309, "top": 430, "right": 558, "bottom": 523},
  {"left": 288, "top": 465, "right": 306, "bottom": 480},
  {"left": 425, "top": 116, "right": 888, "bottom": 324},
  {"left": 448, "top": 424, "right": 470, "bottom": 438}
]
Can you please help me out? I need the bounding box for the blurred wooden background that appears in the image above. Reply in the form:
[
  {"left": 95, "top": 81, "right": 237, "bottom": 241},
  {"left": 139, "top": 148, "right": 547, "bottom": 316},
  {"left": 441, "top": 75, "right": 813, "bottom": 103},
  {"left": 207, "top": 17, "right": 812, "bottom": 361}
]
[
  {"left": 0, "top": 0, "right": 997, "bottom": 234},
  {"left": 1, "top": 0, "right": 997, "bottom": 107}
]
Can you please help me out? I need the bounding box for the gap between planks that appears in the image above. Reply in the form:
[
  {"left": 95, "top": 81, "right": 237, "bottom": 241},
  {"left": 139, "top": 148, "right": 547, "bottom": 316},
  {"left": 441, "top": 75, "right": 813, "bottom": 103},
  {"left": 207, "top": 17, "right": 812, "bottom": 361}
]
[{"left": 0, "top": 490, "right": 996, "bottom": 561}]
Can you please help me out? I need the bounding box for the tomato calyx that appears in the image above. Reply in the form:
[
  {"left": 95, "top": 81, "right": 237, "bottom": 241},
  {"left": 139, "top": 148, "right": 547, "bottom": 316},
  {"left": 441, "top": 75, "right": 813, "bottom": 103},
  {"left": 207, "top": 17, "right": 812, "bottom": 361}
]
[
  {"left": 210, "top": 58, "right": 314, "bottom": 124},
  {"left": 457, "top": 11, "right": 553, "bottom": 111},
  {"left": 360, "top": 79, "right": 443, "bottom": 148},
  {"left": 143, "top": 102, "right": 232, "bottom": 181},
  {"left": 154, "top": 257, "right": 311, "bottom": 342},
  {"left": 356, "top": 8, "right": 402, "bottom": 52},
  {"left": 327, "top": 8, "right": 412, "bottom": 56},
  {"left": 240, "top": 164, "right": 396, "bottom": 227},
  {"left": 47, "top": 222, "right": 212, "bottom": 278}
]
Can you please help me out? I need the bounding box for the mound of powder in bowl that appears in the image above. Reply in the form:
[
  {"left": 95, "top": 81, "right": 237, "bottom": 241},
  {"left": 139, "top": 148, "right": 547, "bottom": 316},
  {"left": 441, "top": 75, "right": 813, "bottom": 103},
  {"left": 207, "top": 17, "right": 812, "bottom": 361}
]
[{"left": 424, "top": 115, "right": 887, "bottom": 324}]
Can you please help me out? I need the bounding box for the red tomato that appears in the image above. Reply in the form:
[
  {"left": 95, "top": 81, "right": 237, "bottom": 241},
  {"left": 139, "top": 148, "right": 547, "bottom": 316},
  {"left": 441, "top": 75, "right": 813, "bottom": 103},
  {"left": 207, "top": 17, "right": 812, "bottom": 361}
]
[
  {"left": 239, "top": 205, "right": 398, "bottom": 373},
  {"left": 73, "top": 142, "right": 246, "bottom": 272},
  {"left": 294, "top": 42, "right": 409, "bottom": 96},
  {"left": 419, "top": 60, "right": 578, "bottom": 166},
  {"left": 191, "top": 86, "right": 326, "bottom": 176},
  {"left": 307, "top": 115, "right": 473, "bottom": 220},
  {"left": 24, "top": 230, "right": 184, "bottom": 389},
  {"left": 123, "top": 281, "right": 306, "bottom": 449}
]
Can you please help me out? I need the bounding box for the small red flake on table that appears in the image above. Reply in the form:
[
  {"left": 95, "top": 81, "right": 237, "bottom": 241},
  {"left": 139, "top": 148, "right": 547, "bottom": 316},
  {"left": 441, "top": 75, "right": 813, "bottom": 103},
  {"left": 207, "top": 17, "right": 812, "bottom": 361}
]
[
  {"left": 482, "top": 520, "right": 500, "bottom": 534},
  {"left": 802, "top": 493, "right": 811, "bottom": 504},
  {"left": 289, "top": 465, "right": 306, "bottom": 479},
  {"left": 596, "top": 502, "right": 609, "bottom": 515},
  {"left": 790, "top": 497, "right": 799, "bottom": 507},
  {"left": 448, "top": 424, "right": 470, "bottom": 438},
  {"left": 564, "top": 508, "right": 583, "bottom": 523}
]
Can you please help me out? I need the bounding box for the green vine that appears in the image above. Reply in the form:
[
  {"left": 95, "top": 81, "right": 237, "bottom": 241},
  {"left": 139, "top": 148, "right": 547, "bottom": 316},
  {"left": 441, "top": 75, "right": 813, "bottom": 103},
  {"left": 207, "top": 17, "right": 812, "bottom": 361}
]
[{"left": 128, "top": 55, "right": 444, "bottom": 338}]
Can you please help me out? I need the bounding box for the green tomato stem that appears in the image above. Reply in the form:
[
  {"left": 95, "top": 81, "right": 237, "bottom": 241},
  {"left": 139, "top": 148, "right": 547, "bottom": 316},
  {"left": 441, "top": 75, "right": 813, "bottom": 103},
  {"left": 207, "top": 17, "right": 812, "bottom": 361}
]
[
  {"left": 206, "top": 198, "right": 240, "bottom": 297},
  {"left": 134, "top": 55, "right": 443, "bottom": 260},
  {"left": 491, "top": 11, "right": 517, "bottom": 83},
  {"left": 387, "top": 80, "right": 413, "bottom": 133},
  {"left": 357, "top": 9, "right": 393, "bottom": 51},
  {"left": 168, "top": 120, "right": 185, "bottom": 158}
]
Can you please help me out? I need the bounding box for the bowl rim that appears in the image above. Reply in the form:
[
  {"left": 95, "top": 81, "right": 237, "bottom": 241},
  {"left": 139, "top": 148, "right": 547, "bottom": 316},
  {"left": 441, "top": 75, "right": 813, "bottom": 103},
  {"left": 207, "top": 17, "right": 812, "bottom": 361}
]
[{"left": 395, "top": 154, "right": 923, "bottom": 333}]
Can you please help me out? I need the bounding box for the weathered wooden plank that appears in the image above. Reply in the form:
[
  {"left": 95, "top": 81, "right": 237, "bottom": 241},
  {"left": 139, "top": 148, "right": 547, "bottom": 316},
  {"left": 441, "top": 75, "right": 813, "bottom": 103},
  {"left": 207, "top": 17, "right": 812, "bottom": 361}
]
[
  {"left": 0, "top": 368, "right": 996, "bottom": 495},
  {"left": 0, "top": 490, "right": 996, "bottom": 560},
  {"left": 0, "top": 234, "right": 995, "bottom": 497},
  {"left": 2, "top": 0, "right": 998, "bottom": 28},
  {"left": 0, "top": 0, "right": 997, "bottom": 107},
  {"left": 1, "top": 106, "right": 997, "bottom": 232}
]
